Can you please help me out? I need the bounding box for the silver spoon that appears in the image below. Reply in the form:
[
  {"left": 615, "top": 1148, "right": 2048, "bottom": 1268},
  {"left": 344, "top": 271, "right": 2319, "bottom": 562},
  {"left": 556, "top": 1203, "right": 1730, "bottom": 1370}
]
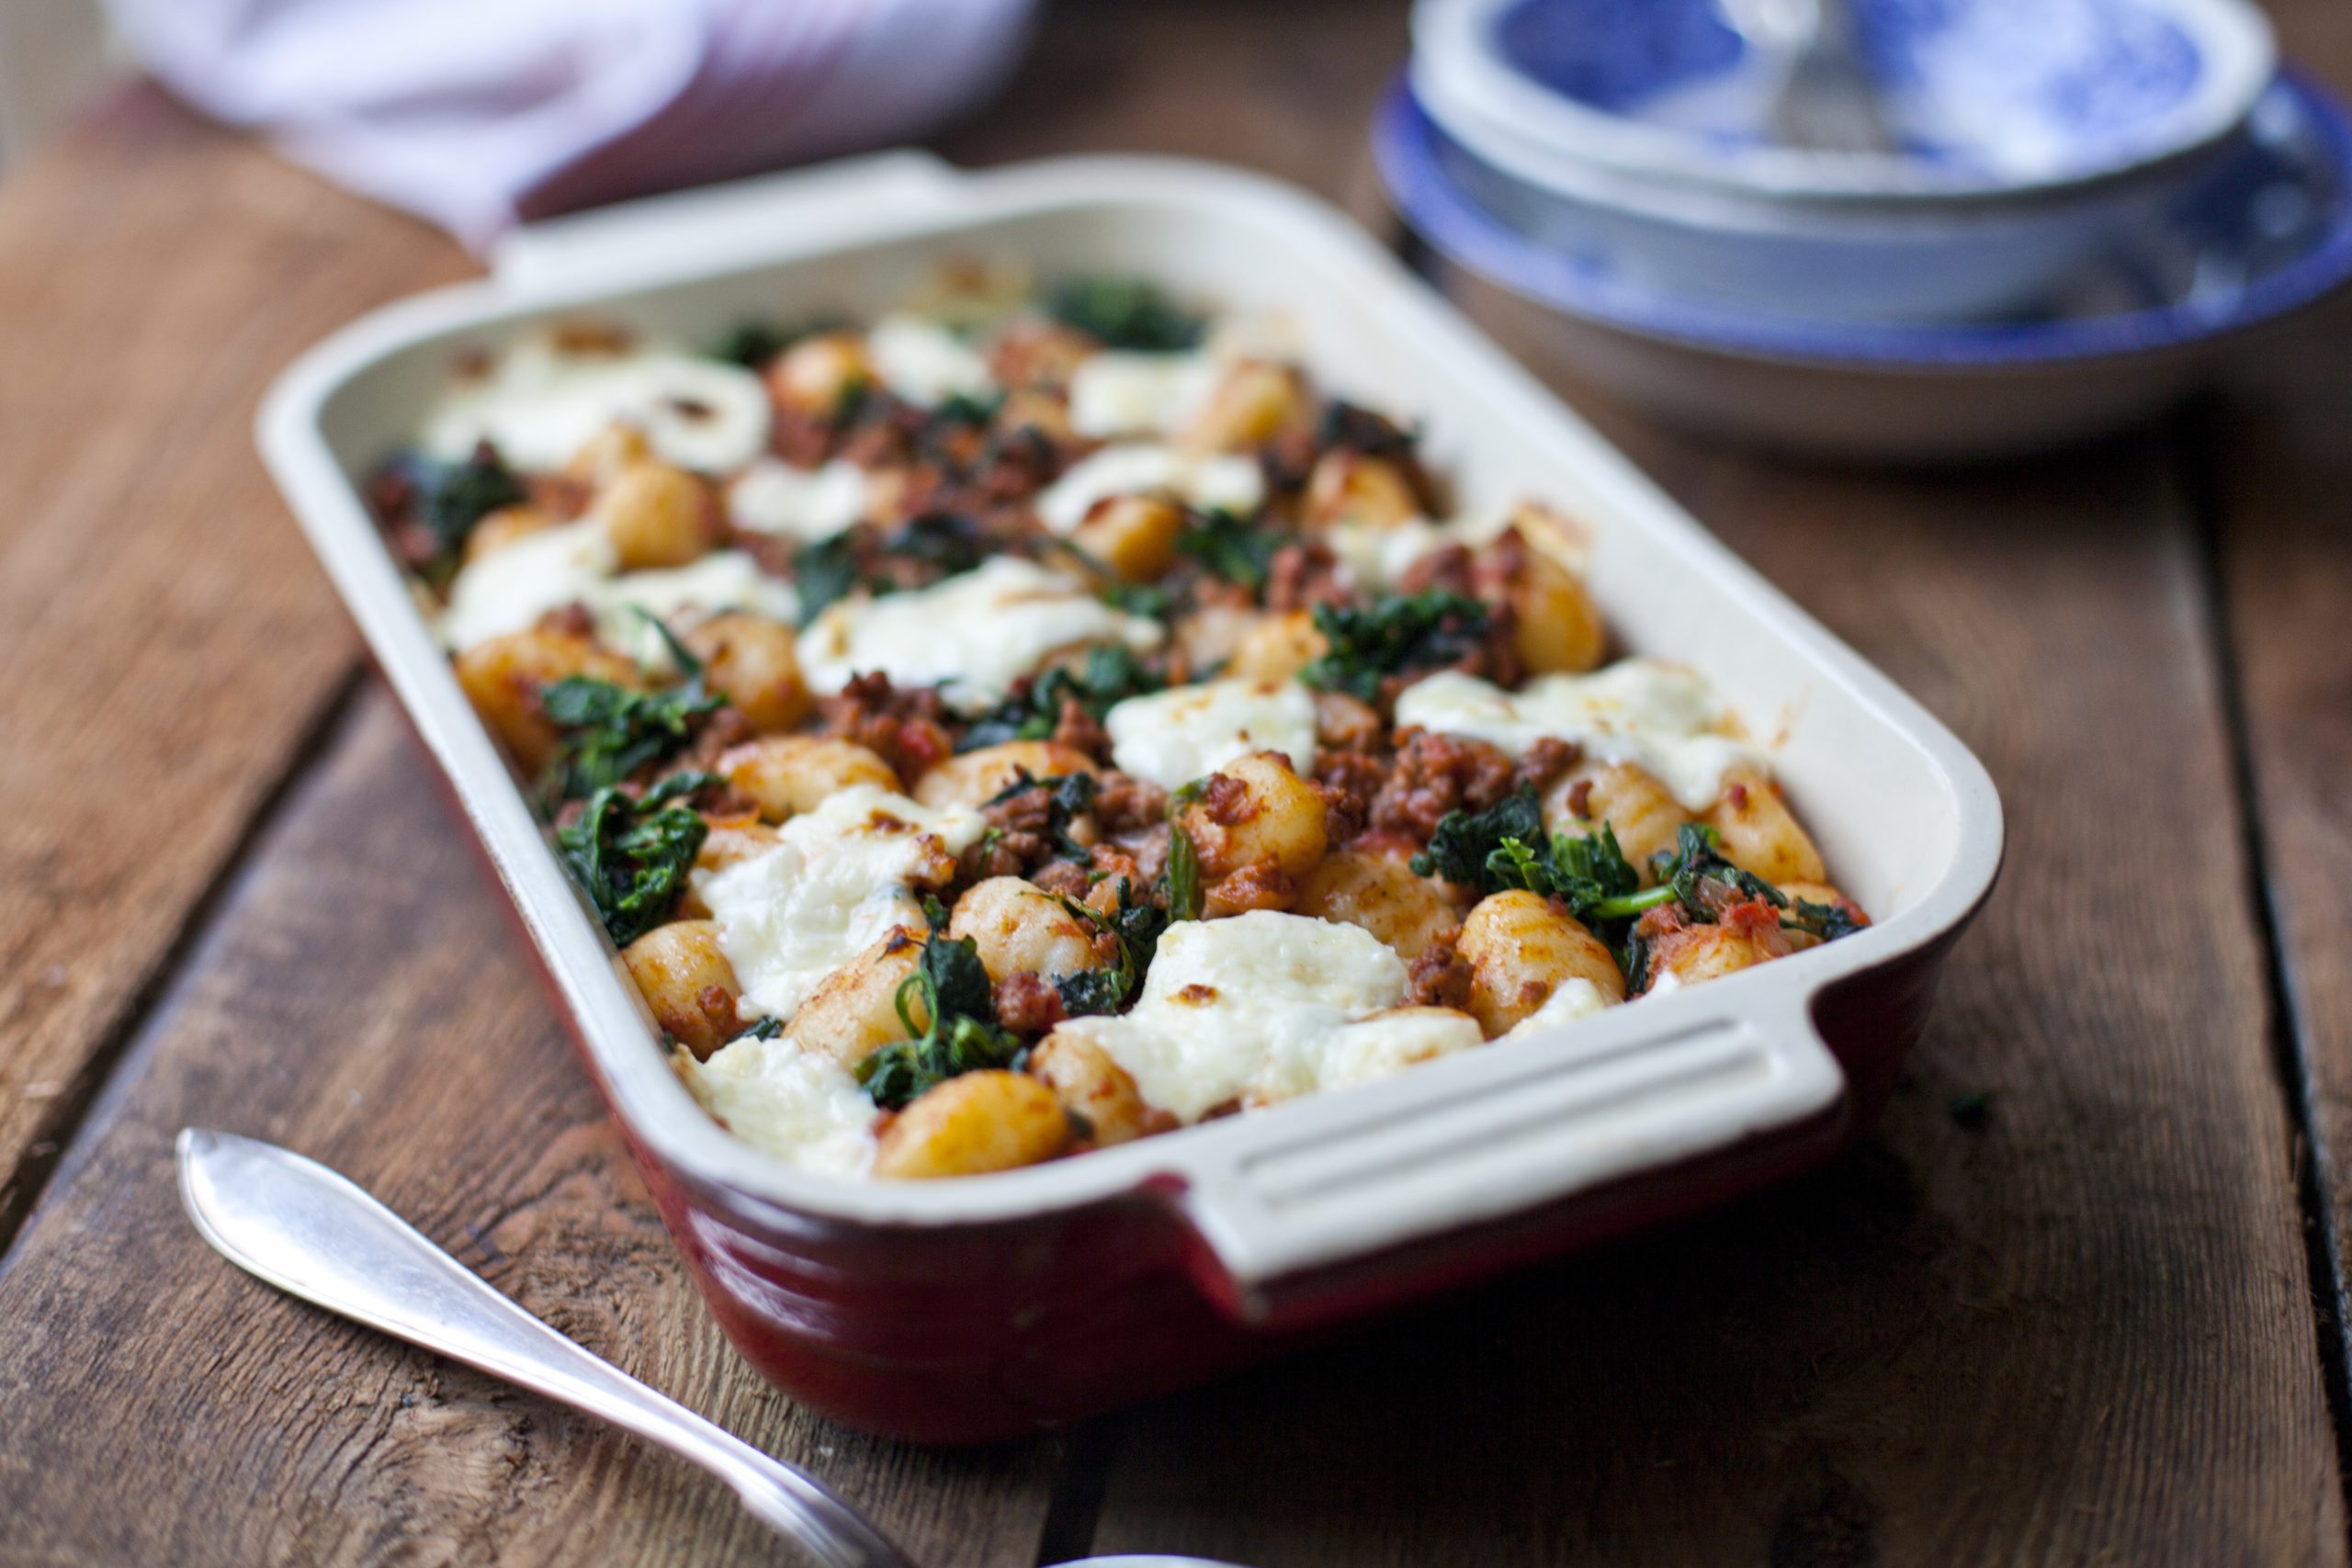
[
  {"left": 176, "top": 1128, "right": 1238, "bottom": 1568},
  {"left": 1718, "top": 0, "right": 1896, "bottom": 156}
]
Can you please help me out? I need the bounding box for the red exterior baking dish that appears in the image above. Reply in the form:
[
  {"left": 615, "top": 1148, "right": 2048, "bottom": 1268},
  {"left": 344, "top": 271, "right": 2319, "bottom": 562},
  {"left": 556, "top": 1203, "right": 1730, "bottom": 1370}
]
[{"left": 258, "top": 152, "right": 2004, "bottom": 1442}]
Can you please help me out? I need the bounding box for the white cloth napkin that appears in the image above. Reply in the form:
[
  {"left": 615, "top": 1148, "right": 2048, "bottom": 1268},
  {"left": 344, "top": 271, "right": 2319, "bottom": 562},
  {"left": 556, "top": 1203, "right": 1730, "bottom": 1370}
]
[{"left": 106, "top": 0, "right": 1038, "bottom": 248}]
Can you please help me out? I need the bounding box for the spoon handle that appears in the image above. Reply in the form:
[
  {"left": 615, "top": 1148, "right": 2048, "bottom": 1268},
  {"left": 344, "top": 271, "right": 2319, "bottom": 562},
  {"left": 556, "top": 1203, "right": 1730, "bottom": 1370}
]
[{"left": 175, "top": 1129, "right": 916, "bottom": 1568}]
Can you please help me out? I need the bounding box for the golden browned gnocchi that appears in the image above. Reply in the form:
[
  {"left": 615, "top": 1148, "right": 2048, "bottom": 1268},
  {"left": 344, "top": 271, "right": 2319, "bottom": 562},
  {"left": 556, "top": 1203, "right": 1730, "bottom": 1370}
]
[
  {"left": 873, "top": 1071, "right": 1073, "bottom": 1179},
  {"left": 949, "top": 877, "right": 1111, "bottom": 985},
  {"left": 1295, "top": 851, "right": 1462, "bottom": 960},
  {"left": 453, "top": 628, "right": 637, "bottom": 775},
  {"left": 390, "top": 276, "right": 1865, "bottom": 1183},
  {"left": 621, "top": 921, "right": 741, "bottom": 1060},
  {"left": 1456, "top": 890, "right": 1626, "bottom": 1038},
  {"left": 1177, "top": 751, "right": 1329, "bottom": 917},
  {"left": 684, "top": 613, "right": 812, "bottom": 733},
  {"left": 719, "top": 736, "right": 899, "bottom": 822},
  {"left": 913, "top": 741, "right": 1098, "bottom": 810},
  {"left": 596, "top": 461, "right": 713, "bottom": 570}
]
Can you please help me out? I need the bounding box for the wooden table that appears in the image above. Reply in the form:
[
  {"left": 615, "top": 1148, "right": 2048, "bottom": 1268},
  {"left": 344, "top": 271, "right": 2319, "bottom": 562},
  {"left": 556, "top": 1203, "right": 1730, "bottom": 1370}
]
[{"left": 5, "top": 3, "right": 2352, "bottom": 1562}]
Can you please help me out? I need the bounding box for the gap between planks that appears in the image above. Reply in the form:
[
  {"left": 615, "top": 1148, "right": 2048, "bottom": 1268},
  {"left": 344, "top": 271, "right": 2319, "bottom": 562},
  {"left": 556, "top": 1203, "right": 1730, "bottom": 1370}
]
[{"left": 2177, "top": 400, "right": 2352, "bottom": 1520}]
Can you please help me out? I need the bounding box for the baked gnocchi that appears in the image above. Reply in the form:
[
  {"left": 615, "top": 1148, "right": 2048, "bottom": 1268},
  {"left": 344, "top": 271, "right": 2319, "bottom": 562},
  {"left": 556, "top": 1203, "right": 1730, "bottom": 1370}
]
[{"left": 375, "top": 275, "right": 1866, "bottom": 1181}]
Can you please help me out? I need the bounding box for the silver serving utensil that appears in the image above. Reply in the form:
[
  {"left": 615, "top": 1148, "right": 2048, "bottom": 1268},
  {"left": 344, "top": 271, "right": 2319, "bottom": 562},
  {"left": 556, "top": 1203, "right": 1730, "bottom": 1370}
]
[
  {"left": 1719, "top": 0, "right": 1896, "bottom": 156},
  {"left": 176, "top": 1128, "right": 1240, "bottom": 1568}
]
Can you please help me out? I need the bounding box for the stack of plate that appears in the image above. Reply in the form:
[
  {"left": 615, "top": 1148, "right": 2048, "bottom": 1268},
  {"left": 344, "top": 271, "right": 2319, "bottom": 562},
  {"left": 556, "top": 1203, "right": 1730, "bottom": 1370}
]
[{"left": 1379, "top": 0, "right": 2352, "bottom": 459}]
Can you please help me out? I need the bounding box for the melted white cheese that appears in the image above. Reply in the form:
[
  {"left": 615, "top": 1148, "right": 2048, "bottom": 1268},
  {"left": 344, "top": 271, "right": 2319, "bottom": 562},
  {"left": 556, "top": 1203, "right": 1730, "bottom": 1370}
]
[
  {"left": 435, "top": 520, "right": 797, "bottom": 661},
  {"left": 1394, "top": 660, "right": 1764, "bottom": 812},
  {"left": 435, "top": 518, "right": 616, "bottom": 651},
  {"left": 1104, "top": 678, "right": 1317, "bottom": 788},
  {"left": 593, "top": 552, "right": 800, "bottom": 671},
  {"left": 1035, "top": 443, "right": 1266, "bottom": 534},
  {"left": 1067, "top": 351, "right": 1222, "bottom": 438},
  {"left": 696, "top": 786, "right": 985, "bottom": 1022},
  {"left": 796, "top": 558, "right": 1164, "bottom": 715},
  {"left": 866, "top": 314, "right": 996, "bottom": 407},
  {"left": 676, "top": 1038, "right": 878, "bottom": 1177},
  {"left": 421, "top": 334, "right": 770, "bottom": 473},
  {"left": 1050, "top": 912, "right": 1480, "bottom": 1122},
  {"left": 728, "top": 457, "right": 870, "bottom": 542},
  {"left": 1504, "top": 977, "right": 1612, "bottom": 1039},
  {"left": 1326, "top": 517, "right": 1445, "bottom": 590}
]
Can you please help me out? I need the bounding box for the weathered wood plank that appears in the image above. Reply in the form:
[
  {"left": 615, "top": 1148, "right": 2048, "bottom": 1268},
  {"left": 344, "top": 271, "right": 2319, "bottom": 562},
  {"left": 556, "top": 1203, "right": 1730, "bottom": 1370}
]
[
  {"left": 1074, "top": 324, "right": 2343, "bottom": 1562},
  {"left": 0, "top": 87, "right": 474, "bottom": 1225},
  {"left": 2211, "top": 0, "right": 2352, "bottom": 1453},
  {"left": 0, "top": 694, "right": 1062, "bottom": 1566}
]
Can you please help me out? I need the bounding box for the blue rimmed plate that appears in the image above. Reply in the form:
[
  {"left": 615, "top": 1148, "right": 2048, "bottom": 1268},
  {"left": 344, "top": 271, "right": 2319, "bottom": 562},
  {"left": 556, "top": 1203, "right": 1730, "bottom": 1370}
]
[{"left": 1374, "top": 73, "right": 2352, "bottom": 457}]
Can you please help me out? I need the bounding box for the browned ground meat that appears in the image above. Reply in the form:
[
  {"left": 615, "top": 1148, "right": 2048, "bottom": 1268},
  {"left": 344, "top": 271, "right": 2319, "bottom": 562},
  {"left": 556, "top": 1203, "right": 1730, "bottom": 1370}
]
[
  {"left": 1314, "top": 750, "right": 1387, "bottom": 839},
  {"left": 817, "top": 672, "right": 957, "bottom": 785},
  {"left": 1398, "top": 541, "right": 1476, "bottom": 599},
  {"left": 1263, "top": 539, "right": 1348, "bottom": 613},
  {"left": 1200, "top": 773, "right": 1259, "bottom": 826},
  {"left": 670, "top": 706, "right": 757, "bottom": 776},
  {"left": 1513, "top": 736, "right": 1578, "bottom": 795},
  {"left": 1404, "top": 925, "right": 1473, "bottom": 1009},
  {"left": 967, "top": 784, "right": 1072, "bottom": 880},
  {"left": 1209, "top": 862, "right": 1295, "bottom": 916},
  {"left": 1092, "top": 771, "right": 1170, "bottom": 834},
  {"left": 536, "top": 602, "right": 599, "bottom": 640},
  {"left": 1028, "top": 859, "right": 1095, "bottom": 899},
  {"left": 1371, "top": 728, "right": 1520, "bottom": 841},
  {"left": 1051, "top": 697, "right": 1113, "bottom": 761},
  {"left": 993, "top": 971, "right": 1068, "bottom": 1036},
  {"left": 1312, "top": 777, "right": 1368, "bottom": 844}
]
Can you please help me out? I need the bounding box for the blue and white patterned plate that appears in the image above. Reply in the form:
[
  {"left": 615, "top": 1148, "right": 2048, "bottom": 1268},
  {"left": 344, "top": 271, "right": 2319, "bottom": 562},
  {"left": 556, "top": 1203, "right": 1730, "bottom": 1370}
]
[
  {"left": 1375, "top": 73, "right": 2352, "bottom": 367},
  {"left": 1413, "top": 0, "right": 2278, "bottom": 200}
]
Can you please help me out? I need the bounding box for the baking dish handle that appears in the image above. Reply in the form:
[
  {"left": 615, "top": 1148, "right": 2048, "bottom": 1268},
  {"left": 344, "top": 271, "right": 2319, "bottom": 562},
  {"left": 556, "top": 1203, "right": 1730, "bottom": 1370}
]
[
  {"left": 1173, "top": 990, "right": 1848, "bottom": 1326},
  {"left": 487, "top": 150, "right": 967, "bottom": 298}
]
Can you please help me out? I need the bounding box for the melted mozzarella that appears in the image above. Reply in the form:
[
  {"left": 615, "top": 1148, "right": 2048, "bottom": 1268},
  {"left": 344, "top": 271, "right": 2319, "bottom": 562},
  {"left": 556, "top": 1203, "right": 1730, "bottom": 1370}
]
[
  {"left": 677, "top": 1038, "right": 878, "bottom": 1177},
  {"left": 421, "top": 335, "right": 770, "bottom": 473},
  {"left": 593, "top": 552, "right": 800, "bottom": 671},
  {"left": 728, "top": 457, "right": 869, "bottom": 542},
  {"left": 866, "top": 314, "right": 995, "bottom": 407},
  {"left": 796, "top": 558, "right": 1163, "bottom": 715},
  {"left": 1394, "top": 660, "right": 1764, "bottom": 812},
  {"left": 435, "top": 518, "right": 616, "bottom": 651},
  {"left": 1067, "top": 351, "right": 1220, "bottom": 438},
  {"left": 435, "top": 521, "right": 797, "bottom": 661},
  {"left": 696, "top": 786, "right": 985, "bottom": 1022},
  {"left": 1504, "top": 977, "right": 1611, "bottom": 1039},
  {"left": 1104, "top": 678, "right": 1317, "bottom": 788},
  {"left": 1051, "top": 912, "right": 1480, "bottom": 1122},
  {"left": 1035, "top": 443, "right": 1266, "bottom": 534},
  {"left": 1326, "top": 517, "right": 1444, "bottom": 590}
]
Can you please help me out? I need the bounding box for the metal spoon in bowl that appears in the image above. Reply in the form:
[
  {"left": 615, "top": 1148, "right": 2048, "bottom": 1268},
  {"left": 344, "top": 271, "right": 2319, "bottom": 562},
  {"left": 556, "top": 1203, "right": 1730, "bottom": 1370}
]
[
  {"left": 1718, "top": 0, "right": 1896, "bottom": 156},
  {"left": 176, "top": 1129, "right": 1241, "bottom": 1568}
]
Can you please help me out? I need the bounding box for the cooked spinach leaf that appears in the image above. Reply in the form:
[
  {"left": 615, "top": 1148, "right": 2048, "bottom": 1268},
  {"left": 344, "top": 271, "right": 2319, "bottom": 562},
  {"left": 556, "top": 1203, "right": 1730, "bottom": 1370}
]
[
  {"left": 855, "top": 900, "right": 1024, "bottom": 1111},
  {"left": 1317, "top": 400, "right": 1419, "bottom": 459},
  {"left": 790, "top": 534, "right": 863, "bottom": 618},
  {"left": 556, "top": 773, "right": 717, "bottom": 947},
  {"left": 1409, "top": 787, "right": 1545, "bottom": 886},
  {"left": 1164, "top": 821, "right": 1204, "bottom": 923},
  {"left": 389, "top": 443, "right": 526, "bottom": 568},
  {"left": 1300, "top": 591, "right": 1488, "bottom": 702},
  {"left": 704, "top": 314, "right": 844, "bottom": 367},
  {"left": 985, "top": 771, "right": 1100, "bottom": 861},
  {"left": 1173, "top": 508, "right": 1278, "bottom": 590},
  {"left": 1054, "top": 878, "right": 1171, "bottom": 1017},
  {"left": 960, "top": 643, "right": 1163, "bottom": 750},
  {"left": 1046, "top": 276, "right": 1204, "bottom": 353},
  {"left": 1656, "top": 822, "right": 1784, "bottom": 919},
  {"left": 1784, "top": 897, "right": 1864, "bottom": 942},
  {"left": 537, "top": 618, "right": 722, "bottom": 807}
]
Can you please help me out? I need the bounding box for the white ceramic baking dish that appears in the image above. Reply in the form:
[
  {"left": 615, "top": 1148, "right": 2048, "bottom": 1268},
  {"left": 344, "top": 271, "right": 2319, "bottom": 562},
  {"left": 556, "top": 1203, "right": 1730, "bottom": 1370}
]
[{"left": 256, "top": 151, "right": 2003, "bottom": 1440}]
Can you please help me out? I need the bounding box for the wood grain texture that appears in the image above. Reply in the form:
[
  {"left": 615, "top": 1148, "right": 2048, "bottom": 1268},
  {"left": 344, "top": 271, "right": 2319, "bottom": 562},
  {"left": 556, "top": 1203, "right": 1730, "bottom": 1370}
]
[
  {"left": 1072, "top": 331, "right": 2346, "bottom": 1563},
  {"left": 0, "top": 694, "right": 1061, "bottom": 1567},
  {"left": 0, "top": 86, "right": 474, "bottom": 1228}
]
